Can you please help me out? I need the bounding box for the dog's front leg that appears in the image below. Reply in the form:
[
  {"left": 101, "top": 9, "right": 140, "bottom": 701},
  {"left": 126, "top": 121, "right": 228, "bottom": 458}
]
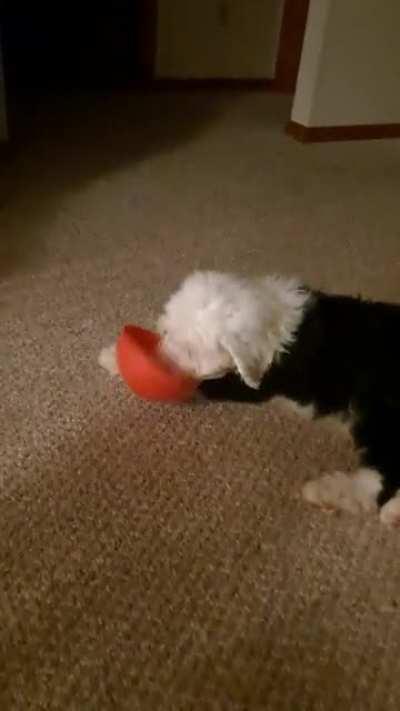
[
  {"left": 302, "top": 469, "right": 382, "bottom": 515},
  {"left": 303, "top": 403, "right": 400, "bottom": 526}
]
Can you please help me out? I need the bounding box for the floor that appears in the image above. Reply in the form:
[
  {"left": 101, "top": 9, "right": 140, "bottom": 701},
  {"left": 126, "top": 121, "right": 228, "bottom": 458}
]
[{"left": 1, "top": 90, "right": 400, "bottom": 710}]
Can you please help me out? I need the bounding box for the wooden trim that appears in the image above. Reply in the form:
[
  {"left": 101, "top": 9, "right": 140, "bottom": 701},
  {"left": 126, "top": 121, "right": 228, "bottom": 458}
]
[
  {"left": 286, "top": 120, "right": 310, "bottom": 141},
  {"left": 152, "top": 77, "right": 279, "bottom": 91},
  {"left": 135, "top": 0, "right": 159, "bottom": 78},
  {"left": 274, "top": 0, "right": 311, "bottom": 92},
  {"left": 287, "top": 120, "right": 400, "bottom": 142}
]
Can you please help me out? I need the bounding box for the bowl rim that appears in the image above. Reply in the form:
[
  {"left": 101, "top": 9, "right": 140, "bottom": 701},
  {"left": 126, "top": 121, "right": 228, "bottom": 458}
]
[{"left": 119, "top": 324, "right": 195, "bottom": 382}]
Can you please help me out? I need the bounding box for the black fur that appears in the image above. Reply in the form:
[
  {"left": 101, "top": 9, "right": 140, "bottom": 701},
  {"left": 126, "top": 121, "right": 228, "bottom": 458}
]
[{"left": 200, "top": 290, "right": 400, "bottom": 507}]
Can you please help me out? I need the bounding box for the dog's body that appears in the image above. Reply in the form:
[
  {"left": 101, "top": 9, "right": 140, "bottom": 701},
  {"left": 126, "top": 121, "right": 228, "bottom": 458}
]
[
  {"left": 100, "top": 271, "right": 400, "bottom": 526},
  {"left": 199, "top": 288, "right": 400, "bottom": 524}
]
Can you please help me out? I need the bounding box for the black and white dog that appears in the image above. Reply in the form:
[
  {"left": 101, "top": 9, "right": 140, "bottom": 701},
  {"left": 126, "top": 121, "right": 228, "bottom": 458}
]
[{"left": 100, "top": 271, "right": 400, "bottom": 526}]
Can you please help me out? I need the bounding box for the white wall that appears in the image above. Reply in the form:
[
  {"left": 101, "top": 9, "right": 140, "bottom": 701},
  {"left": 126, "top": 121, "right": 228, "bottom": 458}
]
[
  {"left": 0, "top": 34, "right": 7, "bottom": 141},
  {"left": 292, "top": 0, "right": 400, "bottom": 127},
  {"left": 156, "top": 0, "right": 284, "bottom": 79}
]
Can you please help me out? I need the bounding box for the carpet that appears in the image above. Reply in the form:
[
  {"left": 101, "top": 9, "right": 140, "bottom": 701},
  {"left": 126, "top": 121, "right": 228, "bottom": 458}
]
[{"left": 1, "top": 89, "right": 400, "bottom": 710}]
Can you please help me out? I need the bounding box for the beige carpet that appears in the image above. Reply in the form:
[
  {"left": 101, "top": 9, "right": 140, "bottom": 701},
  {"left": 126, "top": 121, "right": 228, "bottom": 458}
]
[{"left": 1, "top": 90, "right": 400, "bottom": 710}]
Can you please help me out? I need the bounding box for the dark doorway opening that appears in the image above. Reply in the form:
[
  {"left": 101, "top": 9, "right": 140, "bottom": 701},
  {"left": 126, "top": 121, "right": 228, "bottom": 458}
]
[{"left": 1, "top": 2, "right": 158, "bottom": 95}]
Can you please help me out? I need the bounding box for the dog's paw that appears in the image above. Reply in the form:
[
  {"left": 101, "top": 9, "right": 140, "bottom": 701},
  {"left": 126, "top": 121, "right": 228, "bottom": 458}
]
[
  {"left": 302, "top": 469, "right": 381, "bottom": 515},
  {"left": 98, "top": 343, "right": 119, "bottom": 376},
  {"left": 302, "top": 472, "right": 353, "bottom": 513},
  {"left": 380, "top": 495, "right": 400, "bottom": 528}
]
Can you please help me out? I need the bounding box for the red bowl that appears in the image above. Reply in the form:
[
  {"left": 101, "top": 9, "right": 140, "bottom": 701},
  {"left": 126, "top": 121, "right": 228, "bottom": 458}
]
[{"left": 116, "top": 325, "right": 198, "bottom": 402}]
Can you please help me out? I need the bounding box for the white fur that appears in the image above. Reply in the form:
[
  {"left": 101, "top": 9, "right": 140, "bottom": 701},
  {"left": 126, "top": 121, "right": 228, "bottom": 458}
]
[
  {"left": 380, "top": 494, "right": 400, "bottom": 527},
  {"left": 98, "top": 343, "right": 119, "bottom": 376},
  {"left": 302, "top": 468, "right": 382, "bottom": 514},
  {"left": 276, "top": 396, "right": 315, "bottom": 420},
  {"left": 158, "top": 271, "right": 310, "bottom": 387},
  {"left": 318, "top": 413, "right": 353, "bottom": 437},
  {"left": 275, "top": 397, "right": 355, "bottom": 435}
]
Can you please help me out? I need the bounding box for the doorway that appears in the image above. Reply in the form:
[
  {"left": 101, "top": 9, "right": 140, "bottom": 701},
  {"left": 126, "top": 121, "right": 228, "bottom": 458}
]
[
  {"left": 1, "top": 2, "right": 158, "bottom": 94},
  {"left": 153, "top": 0, "right": 310, "bottom": 91}
]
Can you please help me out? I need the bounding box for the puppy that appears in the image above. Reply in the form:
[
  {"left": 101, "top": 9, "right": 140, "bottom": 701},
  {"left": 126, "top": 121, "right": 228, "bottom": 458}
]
[{"left": 100, "top": 271, "right": 400, "bottom": 527}]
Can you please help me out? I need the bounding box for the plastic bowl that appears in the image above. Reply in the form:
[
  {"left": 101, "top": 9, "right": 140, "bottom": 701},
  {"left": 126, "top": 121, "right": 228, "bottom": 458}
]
[{"left": 116, "top": 325, "right": 198, "bottom": 402}]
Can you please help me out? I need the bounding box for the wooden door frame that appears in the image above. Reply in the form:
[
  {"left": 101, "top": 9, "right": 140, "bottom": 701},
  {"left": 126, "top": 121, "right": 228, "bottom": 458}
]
[
  {"left": 135, "top": 0, "right": 159, "bottom": 79},
  {"left": 272, "top": 0, "right": 310, "bottom": 92}
]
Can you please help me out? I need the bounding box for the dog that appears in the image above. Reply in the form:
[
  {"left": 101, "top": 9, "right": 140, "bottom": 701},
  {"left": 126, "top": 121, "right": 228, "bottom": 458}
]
[{"left": 99, "top": 270, "right": 400, "bottom": 527}]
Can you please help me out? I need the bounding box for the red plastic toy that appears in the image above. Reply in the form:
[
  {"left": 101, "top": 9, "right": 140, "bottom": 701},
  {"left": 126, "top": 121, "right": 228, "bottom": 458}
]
[{"left": 116, "top": 325, "right": 198, "bottom": 402}]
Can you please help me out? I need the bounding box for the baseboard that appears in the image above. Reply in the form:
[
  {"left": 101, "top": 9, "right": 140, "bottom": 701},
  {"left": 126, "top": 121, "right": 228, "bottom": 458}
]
[
  {"left": 153, "top": 77, "right": 288, "bottom": 92},
  {"left": 286, "top": 120, "right": 400, "bottom": 142}
]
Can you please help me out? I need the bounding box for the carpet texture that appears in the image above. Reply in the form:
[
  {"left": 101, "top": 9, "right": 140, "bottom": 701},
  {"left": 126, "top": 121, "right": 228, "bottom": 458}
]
[{"left": 1, "top": 90, "right": 400, "bottom": 710}]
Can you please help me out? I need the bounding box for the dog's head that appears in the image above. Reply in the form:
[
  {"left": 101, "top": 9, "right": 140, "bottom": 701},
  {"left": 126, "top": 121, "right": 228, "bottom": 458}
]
[{"left": 158, "top": 271, "right": 308, "bottom": 389}]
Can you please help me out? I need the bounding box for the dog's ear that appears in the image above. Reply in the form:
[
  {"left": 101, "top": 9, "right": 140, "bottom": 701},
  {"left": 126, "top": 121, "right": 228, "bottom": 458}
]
[{"left": 221, "top": 334, "right": 266, "bottom": 389}]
